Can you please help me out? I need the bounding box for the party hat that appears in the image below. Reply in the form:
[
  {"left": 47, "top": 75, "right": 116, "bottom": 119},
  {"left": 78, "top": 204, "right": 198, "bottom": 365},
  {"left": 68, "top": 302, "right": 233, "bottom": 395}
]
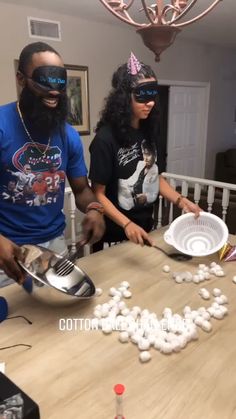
[
  {"left": 224, "top": 245, "right": 236, "bottom": 262},
  {"left": 127, "top": 52, "right": 142, "bottom": 75},
  {"left": 218, "top": 242, "right": 232, "bottom": 261}
]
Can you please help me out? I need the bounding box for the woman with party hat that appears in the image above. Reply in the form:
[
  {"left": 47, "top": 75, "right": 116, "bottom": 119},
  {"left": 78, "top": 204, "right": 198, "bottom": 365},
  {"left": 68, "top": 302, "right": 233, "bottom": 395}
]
[{"left": 89, "top": 53, "right": 200, "bottom": 250}]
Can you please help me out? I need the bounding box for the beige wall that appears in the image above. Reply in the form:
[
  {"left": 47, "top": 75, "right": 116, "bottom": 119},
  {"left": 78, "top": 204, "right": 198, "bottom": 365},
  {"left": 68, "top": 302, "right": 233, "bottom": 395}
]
[{"left": 0, "top": 1, "right": 236, "bottom": 179}]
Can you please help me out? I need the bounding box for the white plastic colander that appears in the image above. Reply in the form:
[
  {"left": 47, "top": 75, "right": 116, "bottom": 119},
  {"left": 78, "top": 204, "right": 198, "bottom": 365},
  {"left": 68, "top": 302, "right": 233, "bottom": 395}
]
[{"left": 164, "top": 212, "right": 229, "bottom": 257}]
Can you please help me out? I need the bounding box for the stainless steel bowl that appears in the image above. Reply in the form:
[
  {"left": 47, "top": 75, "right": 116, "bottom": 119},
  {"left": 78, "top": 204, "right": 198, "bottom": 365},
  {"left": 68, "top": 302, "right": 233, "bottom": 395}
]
[{"left": 18, "top": 244, "right": 96, "bottom": 305}]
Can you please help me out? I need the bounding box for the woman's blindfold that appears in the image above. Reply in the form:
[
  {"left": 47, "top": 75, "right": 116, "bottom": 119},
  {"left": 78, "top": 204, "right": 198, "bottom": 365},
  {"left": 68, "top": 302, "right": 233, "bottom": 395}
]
[{"left": 133, "top": 81, "right": 158, "bottom": 103}]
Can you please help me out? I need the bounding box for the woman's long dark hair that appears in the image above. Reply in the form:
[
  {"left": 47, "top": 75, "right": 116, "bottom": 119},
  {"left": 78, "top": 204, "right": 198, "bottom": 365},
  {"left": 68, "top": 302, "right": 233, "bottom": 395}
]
[{"left": 96, "top": 61, "right": 160, "bottom": 147}]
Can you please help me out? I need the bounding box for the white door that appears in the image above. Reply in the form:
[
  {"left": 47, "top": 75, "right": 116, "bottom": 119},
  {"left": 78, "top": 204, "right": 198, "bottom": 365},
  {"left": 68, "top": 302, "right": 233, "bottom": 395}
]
[{"left": 166, "top": 85, "right": 209, "bottom": 178}]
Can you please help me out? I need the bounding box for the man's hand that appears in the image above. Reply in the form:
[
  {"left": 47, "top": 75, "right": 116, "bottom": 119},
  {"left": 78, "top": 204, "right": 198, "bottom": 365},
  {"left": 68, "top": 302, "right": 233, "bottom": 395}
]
[
  {"left": 0, "top": 235, "right": 25, "bottom": 284},
  {"left": 81, "top": 211, "right": 105, "bottom": 245}
]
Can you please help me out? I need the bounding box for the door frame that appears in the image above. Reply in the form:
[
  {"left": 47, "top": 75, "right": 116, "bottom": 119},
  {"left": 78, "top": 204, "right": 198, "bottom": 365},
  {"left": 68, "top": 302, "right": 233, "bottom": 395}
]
[{"left": 159, "top": 79, "right": 210, "bottom": 178}]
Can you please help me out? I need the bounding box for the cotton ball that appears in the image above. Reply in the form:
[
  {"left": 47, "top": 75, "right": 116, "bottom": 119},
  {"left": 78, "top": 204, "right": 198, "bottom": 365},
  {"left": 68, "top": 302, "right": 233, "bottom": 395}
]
[
  {"left": 163, "top": 307, "right": 172, "bottom": 318},
  {"left": 171, "top": 339, "right": 182, "bottom": 352},
  {"left": 141, "top": 309, "right": 150, "bottom": 317},
  {"left": 197, "top": 269, "right": 204, "bottom": 276},
  {"left": 212, "top": 309, "right": 224, "bottom": 320},
  {"left": 129, "top": 310, "right": 138, "bottom": 320},
  {"left": 154, "top": 338, "right": 163, "bottom": 351},
  {"left": 232, "top": 276, "right": 236, "bottom": 284},
  {"left": 123, "top": 290, "right": 132, "bottom": 299},
  {"left": 184, "top": 271, "right": 193, "bottom": 282},
  {"left": 190, "top": 310, "right": 198, "bottom": 321},
  {"left": 131, "top": 333, "right": 142, "bottom": 344},
  {"left": 212, "top": 302, "right": 220, "bottom": 309},
  {"left": 193, "top": 275, "right": 200, "bottom": 284},
  {"left": 186, "top": 325, "right": 198, "bottom": 341},
  {"left": 95, "top": 287, "right": 103, "bottom": 296},
  {"left": 201, "top": 311, "right": 211, "bottom": 321},
  {"left": 207, "top": 307, "right": 215, "bottom": 317},
  {"left": 109, "top": 287, "right": 117, "bottom": 297},
  {"left": 177, "top": 335, "right": 188, "bottom": 349},
  {"left": 101, "top": 304, "right": 110, "bottom": 317},
  {"left": 199, "top": 288, "right": 210, "bottom": 300},
  {"left": 121, "top": 308, "right": 130, "bottom": 316},
  {"left": 138, "top": 338, "right": 150, "bottom": 351},
  {"left": 93, "top": 309, "right": 102, "bottom": 319},
  {"left": 118, "top": 286, "right": 127, "bottom": 295},
  {"left": 215, "top": 270, "right": 225, "bottom": 277},
  {"left": 160, "top": 342, "right": 173, "bottom": 354},
  {"left": 198, "top": 307, "right": 207, "bottom": 315},
  {"left": 108, "top": 299, "right": 117, "bottom": 308},
  {"left": 210, "top": 262, "right": 217, "bottom": 268},
  {"left": 219, "top": 306, "right": 228, "bottom": 316},
  {"left": 212, "top": 288, "right": 221, "bottom": 297},
  {"left": 201, "top": 320, "right": 212, "bottom": 332},
  {"left": 126, "top": 324, "right": 137, "bottom": 337},
  {"left": 175, "top": 275, "right": 184, "bottom": 284},
  {"left": 162, "top": 264, "right": 170, "bottom": 273},
  {"left": 113, "top": 295, "right": 121, "bottom": 302},
  {"left": 147, "top": 334, "right": 156, "bottom": 345},
  {"left": 139, "top": 351, "right": 151, "bottom": 363},
  {"left": 118, "top": 301, "right": 126, "bottom": 310},
  {"left": 220, "top": 295, "right": 228, "bottom": 304},
  {"left": 214, "top": 296, "right": 224, "bottom": 305},
  {"left": 183, "top": 306, "right": 191, "bottom": 315},
  {"left": 194, "top": 316, "right": 204, "bottom": 327},
  {"left": 102, "top": 323, "right": 113, "bottom": 334},
  {"left": 119, "top": 331, "right": 129, "bottom": 343},
  {"left": 120, "top": 281, "right": 130, "bottom": 288},
  {"left": 132, "top": 306, "right": 142, "bottom": 314}
]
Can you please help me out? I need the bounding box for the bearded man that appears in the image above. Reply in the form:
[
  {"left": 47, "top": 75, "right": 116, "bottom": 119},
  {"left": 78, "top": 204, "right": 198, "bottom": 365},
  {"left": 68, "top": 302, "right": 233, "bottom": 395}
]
[{"left": 0, "top": 42, "right": 105, "bottom": 286}]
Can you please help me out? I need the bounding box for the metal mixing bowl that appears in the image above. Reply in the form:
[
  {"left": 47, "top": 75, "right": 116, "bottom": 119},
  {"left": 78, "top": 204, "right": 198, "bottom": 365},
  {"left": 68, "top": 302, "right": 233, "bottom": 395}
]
[{"left": 18, "top": 244, "right": 96, "bottom": 305}]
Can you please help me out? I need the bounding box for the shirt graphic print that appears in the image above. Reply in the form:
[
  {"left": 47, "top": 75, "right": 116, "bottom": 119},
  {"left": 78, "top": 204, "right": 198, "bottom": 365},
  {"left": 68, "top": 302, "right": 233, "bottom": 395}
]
[
  {"left": 117, "top": 140, "right": 159, "bottom": 211},
  {"left": 0, "top": 142, "right": 65, "bottom": 207}
]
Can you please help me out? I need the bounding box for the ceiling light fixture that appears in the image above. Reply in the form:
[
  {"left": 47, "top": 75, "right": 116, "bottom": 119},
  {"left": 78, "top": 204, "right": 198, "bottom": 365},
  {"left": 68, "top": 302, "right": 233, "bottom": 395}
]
[{"left": 99, "top": 1, "right": 223, "bottom": 61}]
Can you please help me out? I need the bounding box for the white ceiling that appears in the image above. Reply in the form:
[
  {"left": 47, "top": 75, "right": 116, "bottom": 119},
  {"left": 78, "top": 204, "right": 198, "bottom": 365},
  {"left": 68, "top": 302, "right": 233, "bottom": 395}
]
[{"left": 1, "top": 0, "right": 236, "bottom": 49}]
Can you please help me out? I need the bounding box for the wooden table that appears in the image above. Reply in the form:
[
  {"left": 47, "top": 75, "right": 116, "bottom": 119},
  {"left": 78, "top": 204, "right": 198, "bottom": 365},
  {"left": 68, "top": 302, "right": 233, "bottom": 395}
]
[{"left": 1, "top": 229, "right": 236, "bottom": 419}]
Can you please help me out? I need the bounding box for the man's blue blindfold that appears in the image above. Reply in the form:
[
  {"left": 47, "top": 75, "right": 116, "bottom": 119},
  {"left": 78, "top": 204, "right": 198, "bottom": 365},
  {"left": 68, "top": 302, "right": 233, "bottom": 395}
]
[{"left": 31, "top": 66, "right": 67, "bottom": 92}]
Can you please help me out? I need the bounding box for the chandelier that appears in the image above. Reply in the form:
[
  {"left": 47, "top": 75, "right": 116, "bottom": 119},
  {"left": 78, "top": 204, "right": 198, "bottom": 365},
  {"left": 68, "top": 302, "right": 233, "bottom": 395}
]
[{"left": 99, "top": 1, "right": 223, "bottom": 61}]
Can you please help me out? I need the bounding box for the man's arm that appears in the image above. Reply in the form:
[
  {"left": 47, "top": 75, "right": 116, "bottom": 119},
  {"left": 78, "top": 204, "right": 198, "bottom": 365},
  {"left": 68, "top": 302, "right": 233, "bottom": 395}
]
[
  {"left": 0, "top": 235, "right": 25, "bottom": 283},
  {"left": 67, "top": 176, "right": 105, "bottom": 244}
]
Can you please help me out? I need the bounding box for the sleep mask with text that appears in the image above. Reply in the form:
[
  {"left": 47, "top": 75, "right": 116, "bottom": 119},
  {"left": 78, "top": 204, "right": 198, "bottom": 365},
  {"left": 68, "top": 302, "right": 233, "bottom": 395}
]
[
  {"left": 133, "top": 81, "right": 158, "bottom": 103},
  {"left": 31, "top": 66, "right": 67, "bottom": 92}
]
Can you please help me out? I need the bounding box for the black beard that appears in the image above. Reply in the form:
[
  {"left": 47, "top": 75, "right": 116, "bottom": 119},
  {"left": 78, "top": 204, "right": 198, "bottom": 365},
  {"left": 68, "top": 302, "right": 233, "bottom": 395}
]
[{"left": 19, "top": 87, "right": 68, "bottom": 136}]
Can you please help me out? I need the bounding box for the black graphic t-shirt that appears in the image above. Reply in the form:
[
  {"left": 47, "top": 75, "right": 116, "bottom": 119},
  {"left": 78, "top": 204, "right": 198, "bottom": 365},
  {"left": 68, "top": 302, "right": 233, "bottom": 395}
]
[{"left": 89, "top": 125, "right": 165, "bottom": 242}]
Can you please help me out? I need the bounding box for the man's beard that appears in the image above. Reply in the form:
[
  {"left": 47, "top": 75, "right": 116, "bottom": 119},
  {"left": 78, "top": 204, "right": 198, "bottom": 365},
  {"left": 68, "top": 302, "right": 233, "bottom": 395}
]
[{"left": 19, "top": 87, "right": 68, "bottom": 136}]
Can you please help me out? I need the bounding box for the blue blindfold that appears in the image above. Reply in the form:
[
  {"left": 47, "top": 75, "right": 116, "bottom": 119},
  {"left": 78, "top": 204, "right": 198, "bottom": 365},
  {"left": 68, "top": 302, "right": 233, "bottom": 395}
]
[
  {"left": 133, "top": 81, "right": 158, "bottom": 103},
  {"left": 31, "top": 66, "right": 67, "bottom": 92}
]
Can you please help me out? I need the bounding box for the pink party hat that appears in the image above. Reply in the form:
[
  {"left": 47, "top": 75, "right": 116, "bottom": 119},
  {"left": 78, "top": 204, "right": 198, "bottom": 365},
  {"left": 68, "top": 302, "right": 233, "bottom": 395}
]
[{"left": 127, "top": 52, "right": 142, "bottom": 75}]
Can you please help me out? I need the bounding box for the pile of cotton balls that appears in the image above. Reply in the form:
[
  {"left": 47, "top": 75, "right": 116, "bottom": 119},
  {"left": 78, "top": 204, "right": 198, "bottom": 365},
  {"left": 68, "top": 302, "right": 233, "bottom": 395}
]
[
  {"left": 92, "top": 281, "right": 228, "bottom": 363},
  {"left": 167, "top": 262, "right": 225, "bottom": 284}
]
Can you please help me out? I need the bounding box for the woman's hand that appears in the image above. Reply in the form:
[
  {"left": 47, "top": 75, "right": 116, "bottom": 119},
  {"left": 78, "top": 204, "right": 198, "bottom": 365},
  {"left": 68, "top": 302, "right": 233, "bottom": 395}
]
[
  {"left": 178, "top": 197, "right": 202, "bottom": 218},
  {"left": 124, "top": 221, "right": 153, "bottom": 246}
]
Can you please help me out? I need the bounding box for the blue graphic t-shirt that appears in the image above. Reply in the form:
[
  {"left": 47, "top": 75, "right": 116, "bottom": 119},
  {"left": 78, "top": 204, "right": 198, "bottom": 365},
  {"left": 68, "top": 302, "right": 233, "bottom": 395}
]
[{"left": 0, "top": 102, "right": 87, "bottom": 244}]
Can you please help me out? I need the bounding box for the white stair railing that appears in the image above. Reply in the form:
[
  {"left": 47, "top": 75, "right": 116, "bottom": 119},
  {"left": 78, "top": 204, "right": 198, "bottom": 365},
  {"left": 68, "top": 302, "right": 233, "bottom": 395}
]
[
  {"left": 156, "top": 172, "right": 236, "bottom": 229},
  {"left": 64, "top": 174, "right": 236, "bottom": 256}
]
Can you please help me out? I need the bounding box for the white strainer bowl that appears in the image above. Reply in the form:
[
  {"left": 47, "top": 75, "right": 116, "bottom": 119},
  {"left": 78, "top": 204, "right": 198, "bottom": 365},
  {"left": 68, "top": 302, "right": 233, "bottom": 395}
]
[{"left": 164, "top": 212, "right": 229, "bottom": 257}]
